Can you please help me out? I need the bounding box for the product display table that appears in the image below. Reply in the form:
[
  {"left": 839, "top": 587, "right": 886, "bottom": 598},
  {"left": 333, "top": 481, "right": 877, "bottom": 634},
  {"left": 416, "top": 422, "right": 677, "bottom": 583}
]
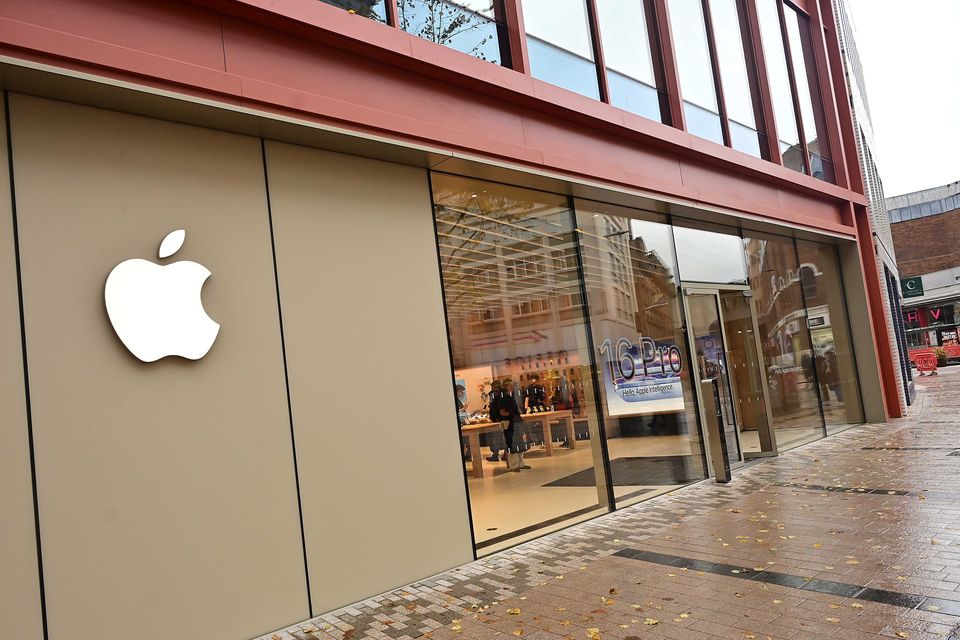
[{"left": 460, "top": 410, "right": 576, "bottom": 478}]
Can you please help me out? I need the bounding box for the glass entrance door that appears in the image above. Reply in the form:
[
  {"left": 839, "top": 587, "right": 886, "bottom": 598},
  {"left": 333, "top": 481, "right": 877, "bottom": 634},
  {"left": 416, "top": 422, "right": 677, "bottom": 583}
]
[{"left": 686, "top": 293, "right": 743, "bottom": 468}]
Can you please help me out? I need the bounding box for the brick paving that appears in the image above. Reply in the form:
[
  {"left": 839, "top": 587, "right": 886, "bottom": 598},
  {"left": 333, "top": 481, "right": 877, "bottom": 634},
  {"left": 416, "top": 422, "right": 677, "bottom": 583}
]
[{"left": 259, "top": 371, "right": 960, "bottom": 640}]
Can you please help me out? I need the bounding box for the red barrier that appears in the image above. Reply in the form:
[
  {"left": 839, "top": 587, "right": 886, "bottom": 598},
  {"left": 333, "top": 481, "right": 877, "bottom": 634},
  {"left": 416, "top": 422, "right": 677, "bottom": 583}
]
[{"left": 915, "top": 352, "right": 939, "bottom": 375}]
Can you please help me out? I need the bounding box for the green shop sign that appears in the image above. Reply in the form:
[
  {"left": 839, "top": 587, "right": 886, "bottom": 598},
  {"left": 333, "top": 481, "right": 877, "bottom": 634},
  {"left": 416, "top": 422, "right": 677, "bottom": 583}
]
[{"left": 901, "top": 276, "right": 924, "bottom": 299}]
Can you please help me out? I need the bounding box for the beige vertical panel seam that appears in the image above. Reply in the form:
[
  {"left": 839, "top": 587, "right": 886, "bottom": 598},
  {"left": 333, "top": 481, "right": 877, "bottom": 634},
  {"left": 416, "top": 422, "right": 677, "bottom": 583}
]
[
  {"left": 3, "top": 90, "right": 49, "bottom": 640},
  {"left": 260, "top": 138, "right": 314, "bottom": 617}
]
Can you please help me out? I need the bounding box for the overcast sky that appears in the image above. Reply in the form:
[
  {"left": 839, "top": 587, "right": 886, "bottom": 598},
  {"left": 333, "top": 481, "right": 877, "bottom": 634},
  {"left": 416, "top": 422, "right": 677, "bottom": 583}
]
[{"left": 847, "top": 0, "right": 960, "bottom": 198}]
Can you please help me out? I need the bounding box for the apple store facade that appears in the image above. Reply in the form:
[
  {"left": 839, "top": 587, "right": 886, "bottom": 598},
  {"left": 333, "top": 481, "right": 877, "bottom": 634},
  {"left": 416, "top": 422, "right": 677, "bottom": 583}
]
[{"left": 0, "top": 3, "right": 899, "bottom": 640}]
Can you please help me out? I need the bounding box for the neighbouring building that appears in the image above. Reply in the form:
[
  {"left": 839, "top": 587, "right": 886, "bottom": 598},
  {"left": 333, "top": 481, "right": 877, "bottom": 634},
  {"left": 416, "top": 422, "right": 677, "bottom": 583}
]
[
  {"left": 0, "top": 1, "right": 901, "bottom": 639},
  {"left": 889, "top": 179, "right": 960, "bottom": 349},
  {"left": 832, "top": 0, "right": 913, "bottom": 406}
]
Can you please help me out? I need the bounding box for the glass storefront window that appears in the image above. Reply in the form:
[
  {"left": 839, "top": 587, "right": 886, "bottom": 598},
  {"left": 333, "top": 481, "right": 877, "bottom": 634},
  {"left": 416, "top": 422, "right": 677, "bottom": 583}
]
[
  {"left": 575, "top": 202, "right": 707, "bottom": 507},
  {"left": 432, "top": 174, "right": 611, "bottom": 552},
  {"left": 743, "top": 232, "right": 825, "bottom": 450},
  {"left": 523, "top": 0, "right": 601, "bottom": 99},
  {"left": 668, "top": 0, "right": 723, "bottom": 144},
  {"left": 399, "top": 0, "right": 508, "bottom": 64},
  {"left": 596, "top": 0, "right": 663, "bottom": 122},
  {"left": 673, "top": 223, "right": 748, "bottom": 284},
  {"left": 755, "top": 0, "right": 803, "bottom": 173},
  {"left": 318, "top": 0, "right": 389, "bottom": 22},
  {"left": 796, "top": 240, "right": 864, "bottom": 432},
  {"left": 709, "top": 0, "right": 763, "bottom": 157}
]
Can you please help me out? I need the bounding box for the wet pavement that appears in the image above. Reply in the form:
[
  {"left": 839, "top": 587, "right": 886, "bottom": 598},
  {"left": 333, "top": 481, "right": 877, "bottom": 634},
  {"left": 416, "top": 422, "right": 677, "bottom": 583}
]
[{"left": 261, "top": 371, "right": 960, "bottom": 640}]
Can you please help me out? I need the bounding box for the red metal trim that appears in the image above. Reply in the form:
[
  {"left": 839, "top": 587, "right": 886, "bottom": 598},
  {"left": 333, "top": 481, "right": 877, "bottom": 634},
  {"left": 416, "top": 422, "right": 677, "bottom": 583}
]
[
  {"left": 642, "top": 0, "right": 671, "bottom": 124},
  {"left": 584, "top": 0, "right": 611, "bottom": 104},
  {"left": 0, "top": 0, "right": 870, "bottom": 212},
  {"left": 651, "top": 0, "right": 685, "bottom": 131},
  {"left": 852, "top": 203, "right": 902, "bottom": 418},
  {"left": 700, "top": 0, "right": 732, "bottom": 148},
  {"left": 385, "top": 0, "right": 399, "bottom": 28},
  {"left": 776, "top": 0, "right": 811, "bottom": 175},
  {"left": 792, "top": 1, "right": 839, "bottom": 185},
  {"left": 500, "top": 0, "right": 529, "bottom": 74},
  {"left": 742, "top": 0, "right": 782, "bottom": 164},
  {"left": 812, "top": 0, "right": 858, "bottom": 193}
]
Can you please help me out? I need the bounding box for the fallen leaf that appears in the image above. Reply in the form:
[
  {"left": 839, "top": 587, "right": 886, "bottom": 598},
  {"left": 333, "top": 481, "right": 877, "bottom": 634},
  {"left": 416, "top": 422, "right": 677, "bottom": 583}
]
[
  {"left": 850, "top": 603, "right": 864, "bottom": 609},
  {"left": 826, "top": 617, "right": 840, "bottom": 623},
  {"left": 773, "top": 600, "right": 783, "bottom": 604},
  {"left": 609, "top": 588, "right": 619, "bottom": 596},
  {"left": 926, "top": 605, "right": 941, "bottom": 612},
  {"left": 586, "top": 628, "right": 600, "bottom": 640},
  {"left": 507, "top": 608, "right": 521, "bottom": 615},
  {"left": 643, "top": 618, "right": 660, "bottom": 626},
  {"left": 895, "top": 632, "right": 910, "bottom": 639}
]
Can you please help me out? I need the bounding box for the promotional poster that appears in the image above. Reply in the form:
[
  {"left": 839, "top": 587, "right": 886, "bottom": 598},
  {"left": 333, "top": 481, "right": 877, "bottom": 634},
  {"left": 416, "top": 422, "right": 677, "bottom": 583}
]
[{"left": 598, "top": 336, "right": 685, "bottom": 416}]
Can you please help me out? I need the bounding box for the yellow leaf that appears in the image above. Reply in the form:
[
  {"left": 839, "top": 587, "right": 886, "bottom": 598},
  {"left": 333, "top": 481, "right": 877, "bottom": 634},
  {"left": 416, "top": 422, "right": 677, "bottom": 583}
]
[
  {"left": 643, "top": 618, "right": 660, "bottom": 626},
  {"left": 452, "top": 620, "right": 463, "bottom": 633},
  {"left": 850, "top": 603, "right": 864, "bottom": 609},
  {"left": 895, "top": 632, "right": 910, "bottom": 639},
  {"left": 561, "top": 621, "right": 571, "bottom": 626},
  {"left": 512, "top": 630, "right": 523, "bottom": 637},
  {"left": 507, "top": 608, "right": 521, "bottom": 615},
  {"left": 586, "top": 628, "right": 601, "bottom": 640},
  {"left": 813, "top": 543, "right": 822, "bottom": 549},
  {"left": 772, "top": 600, "right": 783, "bottom": 605},
  {"left": 826, "top": 617, "right": 840, "bottom": 623},
  {"left": 680, "top": 612, "right": 690, "bottom": 618},
  {"left": 927, "top": 605, "right": 941, "bottom": 612}
]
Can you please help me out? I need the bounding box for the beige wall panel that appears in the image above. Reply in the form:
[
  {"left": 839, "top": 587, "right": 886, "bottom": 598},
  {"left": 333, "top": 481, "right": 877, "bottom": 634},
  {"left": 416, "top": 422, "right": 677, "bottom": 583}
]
[
  {"left": 265, "top": 141, "right": 473, "bottom": 613},
  {"left": 0, "top": 95, "right": 44, "bottom": 640},
  {"left": 9, "top": 95, "right": 308, "bottom": 640}
]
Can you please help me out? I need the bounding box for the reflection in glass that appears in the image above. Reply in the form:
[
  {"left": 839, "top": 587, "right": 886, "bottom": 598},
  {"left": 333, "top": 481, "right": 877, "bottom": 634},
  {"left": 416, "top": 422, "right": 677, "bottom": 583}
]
[
  {"left": 596, "top": 0, "right": 663, "bottom": 121},
  {"left": 718, "top": 290, "right": 773, "bottom": 455},
  {"left": 755, "top": 0, "right": 803, "bottom": 172},
  {"left": 668, "top": 0, "right": 723, "bottom": 143},
  {"left": 673, "top": 224, "right": 748, "bottom": 284},
  {"left": 432, "top": 174, "right": 610, "bottom": 552},
  {"left": 318, "top": 0, "right": 388, "bottom": 22},
  {"left": 576, "top": 203, "right": 708, "bottom": 506},
  {"left": 709, "top": 0, "right": 763, "bottom": 157},
  {"left": 687, "top": 293, "right": 742, "bottom": 464},
  {"left": 784, "top": 9, "right": 825, "bottom": 157},
  {"left": 796, "top": 240, "right": 864, "bottom": 431},
  {"left": 399, "top": 0, "right": 506, "bottom": 64},
  {"left": 523, "top": 0, "right": 601, "bottom": 98},
  {"left": 743, "top": 233, "right": 825, "bottom": 450}
]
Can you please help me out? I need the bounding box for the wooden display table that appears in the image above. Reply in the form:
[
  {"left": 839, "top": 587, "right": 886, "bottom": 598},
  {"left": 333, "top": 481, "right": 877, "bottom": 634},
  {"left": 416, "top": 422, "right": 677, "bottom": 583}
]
[{"left": 460, "top": 410, "right": 576, "bottom": 478}]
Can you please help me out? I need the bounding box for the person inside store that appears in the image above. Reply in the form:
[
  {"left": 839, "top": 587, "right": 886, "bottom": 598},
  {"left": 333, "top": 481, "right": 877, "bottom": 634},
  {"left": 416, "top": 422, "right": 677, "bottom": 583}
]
[
  {"left": 485, "top": 379, "right": 507, "bottom": 462},
  {"left": 498, "top": 378, "right": 530, "bottom": 472},
  {"left": 456, "top": 384, "right": 470, "bottom": 462},
  {"left": 523, "top": 374, "right": 552, "bottom": 446}
]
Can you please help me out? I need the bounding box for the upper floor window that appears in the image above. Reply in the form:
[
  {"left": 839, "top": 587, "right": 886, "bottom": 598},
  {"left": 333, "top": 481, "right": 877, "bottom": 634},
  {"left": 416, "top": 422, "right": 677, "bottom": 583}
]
[
  {"left": 668, "top": 0, "right": 723, "bottom": 144},
  {"left": 783, "top": 6, "right": 833, "bottom": 181},
  {"left": 755, "top": 0, "right": 833, "bottom": 182},
  {"left": 709, "top": 0, "right": 765, "bottom": 157},
  {"left": 399, "top": 0, "right": 510, "bottom": 64},
  {"left": 522, "top": 0, "right": 601, "bottom": 99},
  {"left": 318, "top": 0, "right": 389, "bottom": 22},
  {"left": 595, "top": 0, "right": 664, "bottom": 122}
]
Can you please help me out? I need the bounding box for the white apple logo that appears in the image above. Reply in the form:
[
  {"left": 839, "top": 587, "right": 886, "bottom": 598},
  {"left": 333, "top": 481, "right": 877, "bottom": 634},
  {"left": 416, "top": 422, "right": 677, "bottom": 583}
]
[{"left": 105, "top": 229, "right": 220, "bottom": 362}]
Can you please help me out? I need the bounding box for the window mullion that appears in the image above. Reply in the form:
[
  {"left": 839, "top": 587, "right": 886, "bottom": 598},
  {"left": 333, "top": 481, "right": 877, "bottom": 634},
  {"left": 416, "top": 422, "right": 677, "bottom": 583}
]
[
  {"left": 585, "top": 0, "right": 612, "bottom": 103},
  {"left": 651, "top": 0, "right": 687, "bottom": 130},
  {"left": 776, "top": 0, "right": 811, "bottom": 175},
  {"left": 700, "top": 0, "right": 732, "bottom": 147},
  {"left": 739, "top": 0, "right": 780, "bottom": 162}
]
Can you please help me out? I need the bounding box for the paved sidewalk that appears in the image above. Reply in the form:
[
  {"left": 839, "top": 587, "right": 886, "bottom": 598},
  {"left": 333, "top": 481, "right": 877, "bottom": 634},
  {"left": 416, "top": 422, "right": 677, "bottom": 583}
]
[{"left": 262, "top": 372, "right": 960, "bottom": 640}]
